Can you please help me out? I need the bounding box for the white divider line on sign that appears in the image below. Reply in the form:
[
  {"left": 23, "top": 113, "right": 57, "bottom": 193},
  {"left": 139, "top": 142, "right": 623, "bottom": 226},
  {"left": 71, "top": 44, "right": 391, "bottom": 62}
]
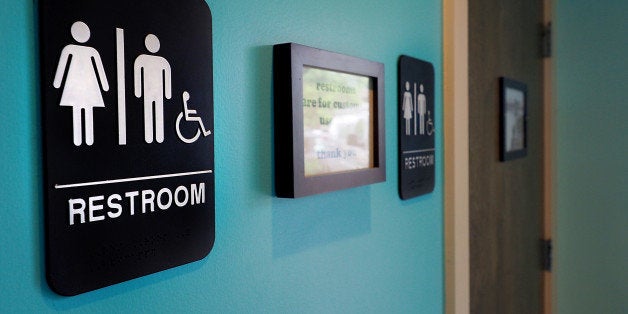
[{"left": 55, "top": 170, "right": 213, "bottom": 189}]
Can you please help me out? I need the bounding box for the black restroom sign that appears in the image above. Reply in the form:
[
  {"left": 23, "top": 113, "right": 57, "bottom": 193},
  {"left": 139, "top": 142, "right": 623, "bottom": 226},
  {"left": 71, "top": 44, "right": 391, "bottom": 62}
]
[
  {"left": 398, "top": 56, "right": 435, "bottom": 200},
  {"left": 39, "top": 0, "right": 214, "bottom": 296}
]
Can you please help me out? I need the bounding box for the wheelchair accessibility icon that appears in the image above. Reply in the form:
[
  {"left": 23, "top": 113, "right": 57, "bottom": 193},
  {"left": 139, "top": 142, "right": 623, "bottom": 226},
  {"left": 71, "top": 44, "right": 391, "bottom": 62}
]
[
  {"left": 426, "top": 110, "right": 434, "bottom": 136},
  {"left": 176, "top": 91, "right": 212, "bottom": 144}
]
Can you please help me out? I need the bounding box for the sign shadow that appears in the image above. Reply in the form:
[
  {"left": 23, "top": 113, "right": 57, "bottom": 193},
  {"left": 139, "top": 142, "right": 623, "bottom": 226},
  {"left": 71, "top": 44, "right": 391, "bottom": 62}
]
[{"left": 271, "top": 187, "right": 372, "bottom": 258}]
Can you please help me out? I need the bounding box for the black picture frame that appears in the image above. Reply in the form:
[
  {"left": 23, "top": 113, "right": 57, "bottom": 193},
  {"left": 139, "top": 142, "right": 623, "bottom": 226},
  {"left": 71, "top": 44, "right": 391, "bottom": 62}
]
[
  {"left": 499, "top": 77, "right": 528, "bottom": 161},
  {"left": 273, "top": 43, "right": 385, "bottom": 198}
]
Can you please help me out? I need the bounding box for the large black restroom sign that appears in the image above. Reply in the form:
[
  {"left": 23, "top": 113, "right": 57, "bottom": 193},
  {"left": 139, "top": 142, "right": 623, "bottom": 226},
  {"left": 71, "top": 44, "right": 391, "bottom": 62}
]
[{"left": 39, "top": 0, "right": 214, "bottom": 295}]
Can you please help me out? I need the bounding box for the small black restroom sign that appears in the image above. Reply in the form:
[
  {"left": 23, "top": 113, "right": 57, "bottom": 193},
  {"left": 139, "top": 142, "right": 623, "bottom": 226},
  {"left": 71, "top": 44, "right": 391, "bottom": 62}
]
[
  {"left": 39, "top": 0, "right": 214, "bottom": 295},
  {"left": 398, "top": 56, "right": 435, "bottom": 200}
]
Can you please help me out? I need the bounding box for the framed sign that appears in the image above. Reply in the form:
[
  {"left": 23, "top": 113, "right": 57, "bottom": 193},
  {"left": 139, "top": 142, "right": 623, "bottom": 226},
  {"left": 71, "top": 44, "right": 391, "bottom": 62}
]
[
  {"left": 273, "top": 43, "right": 385, "bottom": 198},
  {"left": 499, "top": 77, "right": 527, "bottom": 161},
  {"left": 39, "top": 0, "right": 214, "bottom": 295},
  {"left": 397, "top": 55, "right": 435, "bottom": 199}
]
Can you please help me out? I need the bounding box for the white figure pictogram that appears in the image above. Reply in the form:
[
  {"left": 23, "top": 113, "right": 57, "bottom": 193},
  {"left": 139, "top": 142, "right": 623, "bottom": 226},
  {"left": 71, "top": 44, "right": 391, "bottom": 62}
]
[
  {"left": 402, "top": 81, "right": 413, "bottom": 136},
  {"left": 53, "top": 21, "right": 109, "bottom": 146},
  {"left": 417, "top": 84, "right": 427, "bottom": 135},
  {"left": 134, "top": 34, "right": 172, "bottom": 143}
]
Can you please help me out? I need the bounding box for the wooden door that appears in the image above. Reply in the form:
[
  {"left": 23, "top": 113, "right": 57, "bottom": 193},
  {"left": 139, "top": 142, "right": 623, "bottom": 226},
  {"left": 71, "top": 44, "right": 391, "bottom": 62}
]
[{"left": 468, "top": 0, "right": 545, "bottom": 313}]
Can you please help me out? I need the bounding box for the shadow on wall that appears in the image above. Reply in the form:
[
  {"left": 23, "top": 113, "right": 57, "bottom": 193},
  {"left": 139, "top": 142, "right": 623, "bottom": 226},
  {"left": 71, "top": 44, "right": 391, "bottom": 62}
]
[
  {"left": 271, "top": 187, "right": 372, "bottom": 258},
  {"left": 264, "top": 43, "right": 372, "bottom": 257},
  {"left": 251, "top": 45, "right": 275, "bottom": 197}
]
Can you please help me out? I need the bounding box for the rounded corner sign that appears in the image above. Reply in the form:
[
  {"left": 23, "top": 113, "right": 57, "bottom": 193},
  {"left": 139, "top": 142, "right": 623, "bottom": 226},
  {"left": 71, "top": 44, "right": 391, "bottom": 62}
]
[
  {"left": 39, "top": 0, "right": 214, "bottom": 296},
  {"left": 398, "top": 55, "right": 435, "bottom": 200}
]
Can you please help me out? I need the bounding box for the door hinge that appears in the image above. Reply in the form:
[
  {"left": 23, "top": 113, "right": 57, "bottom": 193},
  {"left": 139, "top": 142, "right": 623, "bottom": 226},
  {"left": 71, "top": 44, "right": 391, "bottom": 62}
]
[
  {"left": 541, "top": 22, "right": 552, "bottom": 58},
  {"left": 541, "top": 238, "right": 552, "bottom": 272}
]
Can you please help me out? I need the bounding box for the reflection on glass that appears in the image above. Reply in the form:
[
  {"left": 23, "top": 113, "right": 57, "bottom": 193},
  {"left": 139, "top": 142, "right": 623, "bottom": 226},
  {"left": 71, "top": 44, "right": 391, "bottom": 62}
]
[
  {"left": 505, "top": 87, "right": 524, "bottom": 152},
  {"left": 302, "top": 66, "right": 374, "bottom": 177}
]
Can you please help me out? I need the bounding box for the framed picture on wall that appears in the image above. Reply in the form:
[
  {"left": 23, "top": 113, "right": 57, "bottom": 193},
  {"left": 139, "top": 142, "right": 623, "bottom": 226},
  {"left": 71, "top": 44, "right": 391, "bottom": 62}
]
[
  {"left": 273, "top": 43, "right": 386, "bottom": 198},
  {"left": 499, "top": 77, "right": 527, "bottom": 161}
]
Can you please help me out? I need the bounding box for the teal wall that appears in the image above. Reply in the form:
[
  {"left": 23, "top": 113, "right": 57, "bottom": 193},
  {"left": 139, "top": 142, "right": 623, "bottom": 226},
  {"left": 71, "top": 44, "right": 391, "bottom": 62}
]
[
  {"left": 0, "top": 0, "right": 443, "bottom": 312},
  {"left": 555, "top": 1, "right": 628, "bottom": 313}
]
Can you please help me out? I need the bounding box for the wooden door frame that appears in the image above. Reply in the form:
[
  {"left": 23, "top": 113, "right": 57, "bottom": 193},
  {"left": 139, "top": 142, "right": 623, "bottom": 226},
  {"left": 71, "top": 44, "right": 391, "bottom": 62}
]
[
  {"left": 443, "top": 0, "right": 470, "bottom": 313},
  {"left": 443, "top": 1, "right": 553, "bottom": 313},
  {"left": 542, "top": 1, "right": 554, "bottom": 313}
]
